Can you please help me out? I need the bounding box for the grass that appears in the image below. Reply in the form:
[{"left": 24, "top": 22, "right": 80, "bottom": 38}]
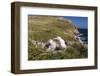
[
  {"left": 28, "top": 15, "right": 88, "bottom": 60},
  {"left": 28, "top": 40, "right": 87, "bottom": 60},
  {"left": 28, "top": 15, "right": 76, "bottom": 41}
]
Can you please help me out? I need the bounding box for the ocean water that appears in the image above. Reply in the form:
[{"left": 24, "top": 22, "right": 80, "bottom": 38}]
[{"left": 78, "top": 28, "right": 88, "bottom": 44}]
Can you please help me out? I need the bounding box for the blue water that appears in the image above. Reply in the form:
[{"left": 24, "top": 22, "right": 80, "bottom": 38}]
[{"left": 78, "top": 28, "right": 88, "bottom": 44}]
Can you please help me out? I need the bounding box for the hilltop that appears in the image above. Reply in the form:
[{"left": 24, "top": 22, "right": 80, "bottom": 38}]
[{"left": 28, "top": 15, "right": 79, "bottom": 42}]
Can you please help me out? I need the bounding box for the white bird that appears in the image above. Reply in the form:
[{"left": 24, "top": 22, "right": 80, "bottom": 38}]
[
  {"left": 46, "top": 39, "right": 57, "bottom": 51},
  {"left": 45, "top": 36, "right": 67, "bottom": 51},
  {"left": 54, "top": 36, "right": 67, "bottom": 49}
]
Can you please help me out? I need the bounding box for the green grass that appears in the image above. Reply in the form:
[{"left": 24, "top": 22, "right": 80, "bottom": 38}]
[
  {"left": 28, "top": 15, "right": 76, "bottom": 41},
  {"left": 28, "top": 15, "right": 88, "bottom": 60},
  {"left": 28, "top": 40, "right": 87, "bottom": 60}
]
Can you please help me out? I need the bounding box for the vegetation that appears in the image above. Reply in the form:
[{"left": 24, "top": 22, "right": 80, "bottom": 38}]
[{"left": 28, "top": 15, "right": 88, "bottom": 60}]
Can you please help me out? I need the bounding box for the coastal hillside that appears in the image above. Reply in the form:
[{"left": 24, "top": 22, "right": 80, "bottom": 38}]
[
  {"left": 28, "top": 15, "right": 79, "bottom": 42},
  {"left": 28, "top": 15, "right": 87, "bottom": 60}
]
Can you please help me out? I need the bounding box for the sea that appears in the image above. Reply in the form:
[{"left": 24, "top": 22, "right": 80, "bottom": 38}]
[{"left": 78, "top": 28, "right": 88, "bottom": 44}]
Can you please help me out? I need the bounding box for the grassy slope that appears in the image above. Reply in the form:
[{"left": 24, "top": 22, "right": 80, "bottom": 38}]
[
  {"left": 28, "top": 15, "right": 88, "bottom": 60},
  {"left": 28, "top": 16, "right": 77, "bottom": 41}
]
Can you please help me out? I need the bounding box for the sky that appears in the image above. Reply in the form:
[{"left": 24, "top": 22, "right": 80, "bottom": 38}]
[{"left": 64, "top": 16, "right": 88, "bottom": 29}]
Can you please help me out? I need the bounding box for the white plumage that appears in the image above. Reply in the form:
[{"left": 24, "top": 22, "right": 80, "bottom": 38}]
[
  {"left": 45, "top": 36, "right": 67, "bottom": 51},
  {"left": 46, "top": 39, "right": 57, "bottom": 51}
]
